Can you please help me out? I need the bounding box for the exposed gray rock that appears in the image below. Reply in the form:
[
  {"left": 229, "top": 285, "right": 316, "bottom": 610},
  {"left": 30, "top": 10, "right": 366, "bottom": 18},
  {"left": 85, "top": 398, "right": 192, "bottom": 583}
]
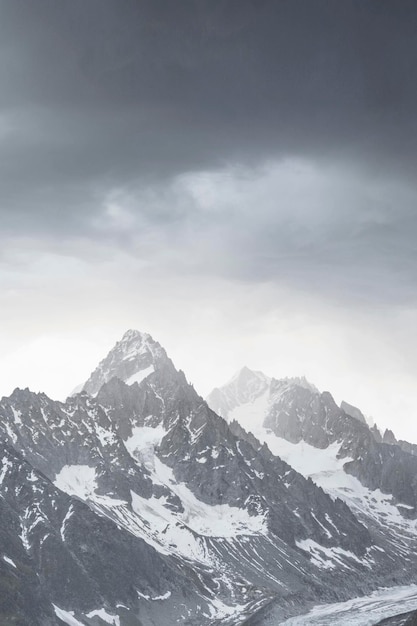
[
  {"left": 340, "top": 400, "right": 367, "bottom": 424},
  {"left": 383, "top": 428, "right": 398, "bottom": 445},
  {"left": 371, "top": 424, "right": 383, "bottom": 442},
  {"left": 398, "top": 439, "right": 417, "bottom": 456}
]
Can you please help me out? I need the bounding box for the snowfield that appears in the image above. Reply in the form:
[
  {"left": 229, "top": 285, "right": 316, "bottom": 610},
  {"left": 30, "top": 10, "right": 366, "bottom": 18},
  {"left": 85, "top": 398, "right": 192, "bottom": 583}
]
[
  {"left": 228, "top": 398, "right": 417, "bottom": 555},
  {"left": 125, "top": 425, "right": 267, "bottom": 538},
  {"left": 125, "top": 364, "right": 155, "bottom": 386},
  {"left": 53, "top": 425, "right": 267, "bottom": 568}
]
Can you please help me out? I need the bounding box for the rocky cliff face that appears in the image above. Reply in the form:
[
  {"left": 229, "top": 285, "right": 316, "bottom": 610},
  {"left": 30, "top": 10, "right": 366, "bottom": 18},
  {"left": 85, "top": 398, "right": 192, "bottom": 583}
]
[{"left": 340, "top": 400, "right": 367, "bottom": 425}]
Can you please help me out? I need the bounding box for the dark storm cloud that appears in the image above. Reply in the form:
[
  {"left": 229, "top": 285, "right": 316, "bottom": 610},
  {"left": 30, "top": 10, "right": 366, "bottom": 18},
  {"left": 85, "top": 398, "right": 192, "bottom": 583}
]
[
  {"left": 2, "top": 2, "right": 417, "bottom": 183},
  {"left": 1, "top": 0, "right": 417, "bottom": 305},
  {"left": 164, "top": 162, "right": 417, "bottom": 305}
]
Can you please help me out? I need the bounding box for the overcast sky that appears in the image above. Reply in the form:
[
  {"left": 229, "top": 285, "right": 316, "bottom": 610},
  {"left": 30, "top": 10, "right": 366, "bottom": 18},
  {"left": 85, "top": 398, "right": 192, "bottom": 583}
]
[{"left": 1, "top": 0, "right": 417, "bottom": 440}]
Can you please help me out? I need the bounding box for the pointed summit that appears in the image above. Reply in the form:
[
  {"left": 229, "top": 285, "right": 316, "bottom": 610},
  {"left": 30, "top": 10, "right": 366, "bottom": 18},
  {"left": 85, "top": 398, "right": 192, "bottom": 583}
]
[
  {"left": 207, "top": 366, "right": 270, "bottom": 420},
  {"left": 207, "top": 367, "right": 317, "bottom": 423},
  {"left": 229, "top": 365, "right": 270, "bottom": 384},
  {"left": 82, "top": 329, "right": 168, "bottom": 396},
  {"left": 120, "top": 328, "right": 151, "bottom": 343}
]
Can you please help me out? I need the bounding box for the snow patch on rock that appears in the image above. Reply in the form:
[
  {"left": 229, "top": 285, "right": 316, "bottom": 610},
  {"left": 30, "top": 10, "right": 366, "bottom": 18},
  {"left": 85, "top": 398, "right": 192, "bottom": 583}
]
[
  {"left": 53, "top": 605, "right": 85, "bottom": 626},
  {"left": 54, "top": 465, "right": 97, "bottom": 500},
  {"left": 3, "top": 555, "right": 17, "bottom": 568},
  {"left": 86, "top": 608, "right": 120, "bottom": 625},
  {"left": 125, "top": 365, "right": 155, "bottom": 386},
  {"left": 295, "top": 538, "right": 366, "bottom": 570}
]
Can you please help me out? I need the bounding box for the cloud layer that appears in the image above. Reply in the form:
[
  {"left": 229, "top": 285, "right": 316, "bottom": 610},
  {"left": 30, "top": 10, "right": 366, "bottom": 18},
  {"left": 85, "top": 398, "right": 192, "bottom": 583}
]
[{"left": 1, "top": 1, "right": 417, "bottom": 439}]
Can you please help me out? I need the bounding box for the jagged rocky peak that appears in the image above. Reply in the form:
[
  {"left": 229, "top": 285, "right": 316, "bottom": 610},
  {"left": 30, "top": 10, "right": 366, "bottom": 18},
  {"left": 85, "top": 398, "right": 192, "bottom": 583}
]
[
  {"left": 383, "top": 428, "right": 398, "bottom": 445},
  {"left": 82, "top": 329, "right": 169, "bottom": 396},
  {"left": 371, "top": 423, "right": 383, "bottom": 442},
  {"left": 225, "top": 366, "right": 271, "bottom": 397},
  {"left": 340, "top": 400, "right": 367, "bottom": 425},
  {"left": 280, "top": 375, "right": 318, "bottom": 394}
]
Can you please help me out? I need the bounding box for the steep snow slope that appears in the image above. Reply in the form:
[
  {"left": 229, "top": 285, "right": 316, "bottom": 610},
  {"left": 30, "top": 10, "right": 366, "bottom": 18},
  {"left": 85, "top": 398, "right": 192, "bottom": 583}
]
[
  {"left": 209, "top": 366, "right": 417, "bottom": 511},
  {"left": 209, "top": 367, "right": 417, "bottom": 623}
]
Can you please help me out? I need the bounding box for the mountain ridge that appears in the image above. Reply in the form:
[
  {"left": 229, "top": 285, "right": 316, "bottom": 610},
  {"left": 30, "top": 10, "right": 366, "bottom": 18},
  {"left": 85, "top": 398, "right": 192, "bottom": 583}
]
[{"left": 0, "top": 331, "right": 417, "bottom": 624}]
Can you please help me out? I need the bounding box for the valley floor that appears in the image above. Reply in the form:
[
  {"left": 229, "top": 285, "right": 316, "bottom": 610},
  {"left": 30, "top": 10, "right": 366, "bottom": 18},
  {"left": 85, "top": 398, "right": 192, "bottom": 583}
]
[{"left": 279, "top": 584, "right": 417, "bottom": 626}]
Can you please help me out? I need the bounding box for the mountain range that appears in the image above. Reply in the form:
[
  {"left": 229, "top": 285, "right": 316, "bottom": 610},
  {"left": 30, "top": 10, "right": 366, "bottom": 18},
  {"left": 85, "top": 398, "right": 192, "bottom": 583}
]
[{"left": 1, "top": 329, "right": 417, "bottom": 625}]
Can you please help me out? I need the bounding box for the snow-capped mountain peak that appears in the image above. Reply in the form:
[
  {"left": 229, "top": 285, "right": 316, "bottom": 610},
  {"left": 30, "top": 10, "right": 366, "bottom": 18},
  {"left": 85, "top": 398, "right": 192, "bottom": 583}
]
[
  {"left": 82, "top": 329, "right": 168, "bottom": 396},
  {"left": 206, "top": 367, "right": 318, "bottom": 425},
  {"left": 120, "top": 328, "right": 151, "bottom": 346},
  {"left": 206, "top": 366, "right": 270, "bottom": 419},
  {"left": 3, "top": 330, "right": 417, "bottom": 625},
  {"left": 228, "top": 365, "right": 270, "bottom": 384}
]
